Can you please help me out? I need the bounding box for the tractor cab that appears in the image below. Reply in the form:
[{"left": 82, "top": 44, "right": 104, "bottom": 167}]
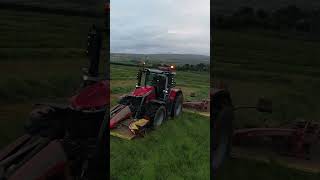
[{"left": 135, "top": 65, "right": 176, "bottom": 101}]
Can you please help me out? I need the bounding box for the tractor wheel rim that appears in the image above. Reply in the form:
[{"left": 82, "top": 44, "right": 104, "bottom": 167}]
[{"left": 154, "top": 110, "right": 164, "bottom": 126}]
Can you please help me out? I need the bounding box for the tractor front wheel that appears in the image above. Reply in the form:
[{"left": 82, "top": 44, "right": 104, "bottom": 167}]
[
  {"left": 153, "top": 106, "right": 166, "bottom": 128},
  {"left": 171, "top": 93, "right": 183, "bottom": 118}
]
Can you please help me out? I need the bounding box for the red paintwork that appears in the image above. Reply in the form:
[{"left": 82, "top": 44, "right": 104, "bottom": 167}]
[
  {"left": 132, "top": 86, "right": 154, "bottom": 96},
  {"left": 70, "top": 80, "right": 109, "bottom": 110},
  {"left": 233, "top": 122, "right": 320, "bottom": 158},
  {"left": 158, "top": 66, "right": 175, "bottom": 72},
  {"left": 183, "top": 100, "right": 210, "bottom": 112},
  {"left": 104, "top": 2, "right": 110, "bottom": 13},
  {"left": 110, "top": 105, "right": 133, "bottom": 129},
  {"left": 36, "top": 161, "right": 68, "bottom": 180},
  {"left": 145, "top": 90, "right": 156, "bottom": 103},
  {"left": 10, "top": 140, "right": 68, "bottom": 180},
  {"left": 169, "top": 88, "right": 180, "bottom": 101}
]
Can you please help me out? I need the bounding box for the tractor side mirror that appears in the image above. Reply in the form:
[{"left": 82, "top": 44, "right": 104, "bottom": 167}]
[
  {"left": 163, "top": 89, "right": 168, "bottom": 94},
  {"left": 256, "top": 97, "right": 272, "bottom": 113}
]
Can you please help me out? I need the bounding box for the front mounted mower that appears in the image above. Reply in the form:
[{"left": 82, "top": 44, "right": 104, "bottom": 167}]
[{"left": 110, "top": 65, "right": 183, "bottom": 140}]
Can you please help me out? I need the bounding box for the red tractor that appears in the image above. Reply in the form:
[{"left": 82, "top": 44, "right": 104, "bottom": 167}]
[{"left": 110, "top": 65, "right": 183, "bottom": 139}]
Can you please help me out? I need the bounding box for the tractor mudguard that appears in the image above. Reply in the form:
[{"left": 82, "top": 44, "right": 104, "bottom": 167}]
[
  {"left": 168, "top": 90, "right": 182, "bottom": 115},
  {"left": 169, "top": 89, "right": 182, "bottom": 102},
  {"left": 211, "top": 88, "right": 232, "bottom": 112},
  {"left": 70, "top": 80, "right": 109, "bottom": 110}
]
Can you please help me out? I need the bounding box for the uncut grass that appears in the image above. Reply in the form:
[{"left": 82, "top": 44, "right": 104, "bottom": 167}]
[{"left": 110, "top": 112, "right": 210, "bottom": 180}]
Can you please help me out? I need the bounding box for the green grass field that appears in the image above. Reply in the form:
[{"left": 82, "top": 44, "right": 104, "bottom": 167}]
[
  {"left": 110, "top": 64, "right": 210, "bottom": 179},
  {"left": 213, "top": 29, "right": 320, "bottom": 178},
  {"left": 110, "top": 112, "right": 209, "bottom": 180},
  {"left": 0, "top": 9, "right": 100, "bottom": 147}
]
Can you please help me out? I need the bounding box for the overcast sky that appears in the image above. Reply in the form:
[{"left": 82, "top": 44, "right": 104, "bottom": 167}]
[{"left": 110, "top": 0, "right": 210, "bottom": 56}]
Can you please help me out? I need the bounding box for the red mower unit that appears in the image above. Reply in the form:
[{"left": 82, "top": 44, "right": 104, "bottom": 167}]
[
  {"left": 212, "top": 83, "right": 320, "bottom": 173},
  {"left": 230, "top": 100, "right": 320, "bottom": 172},
  {"left": 110, "top": 65, "right": 183, "bottom": 140},
  {"left": 183, "top": 99, "right": 210, "bottom": 112},
  {"left": 211, "top": 82, "right": 274, "bottom": 171},
  {"left": 233, "top": 116, "right": 320, "bottom": 160}
]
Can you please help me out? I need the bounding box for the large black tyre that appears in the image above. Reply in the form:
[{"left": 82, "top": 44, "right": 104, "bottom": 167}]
[
  {"left": 212, "top": 106, "right": 234, "bottom": 171},
  {"left": 24, "top": 105, "right": 64, "bottom": 139},
  {"left": 171, "top": 93, "right": 183, "bottom": 118},
  {"left": 145, "top": 103, "right": 167, "bottom": 129},
  {"left": 152, "top": 106, "right": 167, "bottom": 128},
  {"left": 212, "top": 90, "right": 234, "bottom": 173}
]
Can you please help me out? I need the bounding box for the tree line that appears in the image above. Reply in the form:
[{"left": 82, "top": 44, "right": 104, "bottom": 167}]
[
  {"left": 214, "top": 5, "right": 320, "bottom": 33},
  {"left": 110, "top": 62, "right": 210, "bottom": 72},
  {"left": 151, "top": 63, "right": 210, "bottom": 72}
]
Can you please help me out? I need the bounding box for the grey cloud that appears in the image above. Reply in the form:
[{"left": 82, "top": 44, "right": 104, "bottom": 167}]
[{"left": 111, "top": 0, "right": 210, "bottom": 55}]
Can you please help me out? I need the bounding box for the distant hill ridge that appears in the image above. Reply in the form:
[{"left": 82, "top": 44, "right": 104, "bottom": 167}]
[{"left": 111, "top": 53, "right": 210, "bottom": 65}]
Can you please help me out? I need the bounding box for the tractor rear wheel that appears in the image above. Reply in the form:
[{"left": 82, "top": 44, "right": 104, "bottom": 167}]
[
  {"left": 153, "top": 106, "right": 166, "bottom": 128},
  {"left": 171, "top": 93, "right": 183, "bottom": 118}
]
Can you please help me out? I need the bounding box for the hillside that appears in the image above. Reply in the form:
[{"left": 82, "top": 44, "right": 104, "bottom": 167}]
[{"left": 111, "top": 53, "right": 210, "bottom": 65}]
